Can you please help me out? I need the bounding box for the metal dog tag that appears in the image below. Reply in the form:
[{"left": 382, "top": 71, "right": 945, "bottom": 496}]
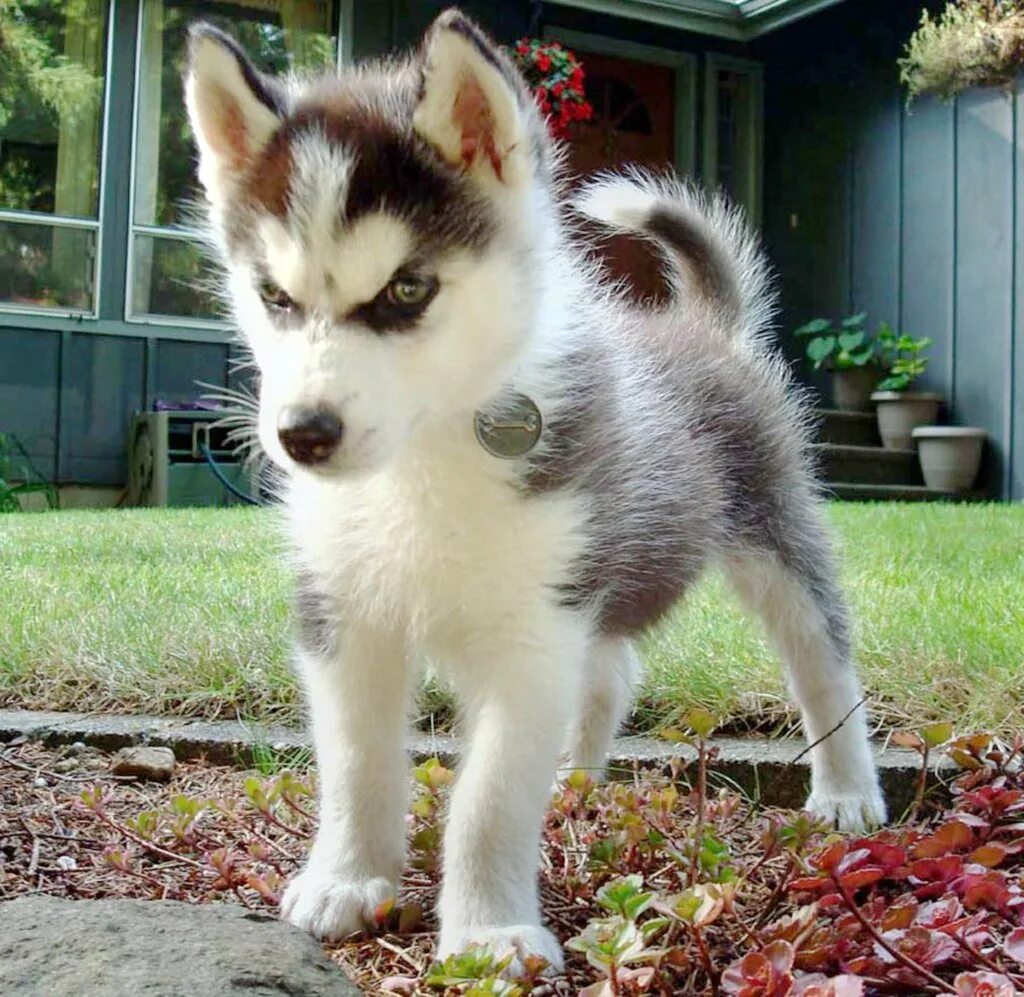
[{"left": 473, "top": 392, "right": 543, "bottom": 459}]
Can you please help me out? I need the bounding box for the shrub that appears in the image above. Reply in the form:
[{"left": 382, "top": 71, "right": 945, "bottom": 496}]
[{"left": 900, "top": 0, "right": 1024, "bottom": 102}]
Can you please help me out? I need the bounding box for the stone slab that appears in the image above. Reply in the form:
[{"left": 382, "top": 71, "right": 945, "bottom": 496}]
[
  {"left": 0, "top": 896, "right": 361, "bottom": 996},
  {"left": 0, "top": 708, "right": 950, "bottom": 816}
]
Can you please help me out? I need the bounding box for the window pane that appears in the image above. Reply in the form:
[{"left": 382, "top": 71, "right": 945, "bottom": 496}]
[
  {"left": 0, "top": 0, "right": 109, "bottom": 218},
  {"left": 134, "top": 0, "right": 338, "bottom": 230},
  {"left": 0, "top": 219, "right": 96, "bottom": 311},
  {"left": 132, "top": 234, "right": 222, "bottom": 320}
]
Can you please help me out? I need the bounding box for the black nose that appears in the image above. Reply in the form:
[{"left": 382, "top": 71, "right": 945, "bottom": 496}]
[{"left": 277, "top": 407, "right": 343, "bottom": 465}]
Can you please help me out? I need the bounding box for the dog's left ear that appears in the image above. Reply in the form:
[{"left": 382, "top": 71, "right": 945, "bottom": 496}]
[
  {"left": 184, "top": 23, "right": 283, "bottom": 203},
  {"left": 413, "top": 11, "right": 530, "bottom": 188}
]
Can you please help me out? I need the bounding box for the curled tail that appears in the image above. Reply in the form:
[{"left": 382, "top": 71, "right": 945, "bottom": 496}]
[{"left": 573, "top": 169, "right": 774, "bottom": 335}]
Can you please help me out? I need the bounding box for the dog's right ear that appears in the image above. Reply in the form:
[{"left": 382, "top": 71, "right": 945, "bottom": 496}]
[{"left": 184, "top": 24, "right": 282, "bottom": 202}]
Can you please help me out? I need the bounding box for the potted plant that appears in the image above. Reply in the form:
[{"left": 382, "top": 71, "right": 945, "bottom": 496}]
[
  {"left": 870, "top": 323, "right": 942, "bottom": 450},
  {"left": 912, "top": 425, "right": 986, "bottom": 492},
  {"left": 505, "top": 39, "right": 593, "bottom": 139},
  {"left": 900, "top": 0, "right": 1024, "bottom": 103},
  {"left": 793, "top": 311, "right": 878, "bottom": 412}
]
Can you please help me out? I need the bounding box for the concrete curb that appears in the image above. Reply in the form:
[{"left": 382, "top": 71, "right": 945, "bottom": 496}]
[{"left": 0, "top": 708, "right": 952, "bottom": 816}]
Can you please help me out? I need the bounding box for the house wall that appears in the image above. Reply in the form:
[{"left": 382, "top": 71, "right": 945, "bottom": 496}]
[
  {"left": 0, "top": 0, "right": 242, "bottom": 492},
  {"left": 1, "top": 0, "right": 737, "bottom": 491},
  {"left": 755, "top": 0, "right": 1024, "bottom": 499}
]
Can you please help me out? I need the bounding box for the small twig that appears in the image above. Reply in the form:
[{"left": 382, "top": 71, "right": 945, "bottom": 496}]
[
  {"left": 951, "top": 930, "right": 1024, "bottom": 985},
  {"left": 0, "top": 749, "right": 111, "bottom": 784},
  {"left": 836, "top": 882, "right": 956, "bottom": 993},
  {"left": 691, "top": 925, "right": 718, "bottom": 997},
  {"left": 688, "top": 735, "right": 708, "bottom": 887},
  {"left": 253, "top": 806, "right": 311, "bottom": 840},
  {"left": 90, "top": 810, "right": 206, "bottom": 871},
  {"left": 374, "top": 936, "right": 427, "bottom": 975},
  {"left": 27, "top": 837, "right": 41, "bottom": 876},
  {"left": 753, "top": 855, "right": 796, "bottom": 928},
  {"left": 792, "top": 698, "right": 867, "bottom": 764},
  {"left": 908, "top": 741, "right": 930, "bottom": 823}
]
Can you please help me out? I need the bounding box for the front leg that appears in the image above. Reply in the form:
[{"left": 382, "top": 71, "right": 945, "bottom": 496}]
[
  {"left": 282, "top": 626, "right": 410, "bottom": 940},
  {"left": 437, "top": 618, "right": 587, "bottom": 974}
]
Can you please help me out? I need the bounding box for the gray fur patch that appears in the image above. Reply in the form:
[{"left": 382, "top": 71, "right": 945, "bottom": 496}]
[
  {"left": 293, "top": 569, "right": 335, "bottom": 655},
  {"left": 522, "top": 184, "right": 830, "bottom": 636}
]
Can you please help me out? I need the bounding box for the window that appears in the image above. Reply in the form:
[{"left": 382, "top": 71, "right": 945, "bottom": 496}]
[
  {"left": 0, "top": 0, "right": 110, "bottom": 313},
  {"left": 703, "top": 55, "right": 763, "bottom": 222},
  {"left": 129, "top": 0, "right": 339, "bottom": 324}
]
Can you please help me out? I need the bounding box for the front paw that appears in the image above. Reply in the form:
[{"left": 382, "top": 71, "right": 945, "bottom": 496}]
[
  {"left": 437, "top": 924, "right": 564, "bottom": 977},
  {"left": 806, "top": 785, "right": 888, "bottom": 833},
  {"left": 281, "top": 867, "right": 395, "bottom": 941}
]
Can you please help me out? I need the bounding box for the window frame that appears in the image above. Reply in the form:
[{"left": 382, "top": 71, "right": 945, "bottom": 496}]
[
  {"left": 0, "top": 0, "right": 115, "bottom": 320},
  {"left": 702, "top": 52, "right": 764, "bottom": 223},
  {"left": 124, "top": 0, "right": 351, "bottom": 331}
]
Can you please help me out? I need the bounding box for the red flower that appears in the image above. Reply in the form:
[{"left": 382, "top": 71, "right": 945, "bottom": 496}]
[
  {"left": 552, "top": 81, "right": 565, "bottom": 97},
  {"left": 536, "top": 52, "right": 551, "bottom": 72}
]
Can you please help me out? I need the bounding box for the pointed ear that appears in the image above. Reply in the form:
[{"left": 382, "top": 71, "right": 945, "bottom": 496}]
[
  {"left": 184, "top": 23, "right": 283, "bottom": 201},
  {"left": 413, "top": 11, "right": 530, "bottom": 187}
]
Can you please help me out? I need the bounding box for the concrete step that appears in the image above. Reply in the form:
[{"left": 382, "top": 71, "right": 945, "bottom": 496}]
[
  {"left": 826, "top": 482, "right": 983, "bottom": 502},
  {"left": 813, "top": 408, "right": 880, "bottom": 447},
  {"left": 813, "top": 443, "right": 922, "bottom": 487}
]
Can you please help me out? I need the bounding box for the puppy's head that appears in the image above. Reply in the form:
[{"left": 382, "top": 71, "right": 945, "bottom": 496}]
[{"left": 184, "top": 11, "right": 554, "bottom": 477}]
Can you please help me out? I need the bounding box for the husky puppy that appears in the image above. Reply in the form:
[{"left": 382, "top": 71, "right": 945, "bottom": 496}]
[{"left": 184, "top": 9, "right": 885, "bottom": 971}]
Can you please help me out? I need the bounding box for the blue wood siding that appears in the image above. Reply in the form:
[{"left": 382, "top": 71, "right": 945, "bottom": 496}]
[
  {"left": 759, "top": 0, "right": 1024, "bottom": 498},
  {"left": 900, "top": 99, "right": 955, "bottom": 401},
  {"left": 62, "top": 335, "right": 145, "bottom": 484},
  {"left": 0, "top": 329, "right": 229, "bottom": 486},
  {"left": 0, "top": 329, "right": 60, "bottom": 480},
  {"left": 954, "top": 91, "right": 1014, "bottom": 495}
]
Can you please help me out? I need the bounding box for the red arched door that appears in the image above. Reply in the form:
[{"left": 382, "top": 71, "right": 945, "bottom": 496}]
[{"left": 564, "top": 49, "right": 676, "bottom": 303}]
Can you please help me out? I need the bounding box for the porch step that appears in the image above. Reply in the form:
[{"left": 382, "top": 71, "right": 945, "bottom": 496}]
[
  {"left": 814, "top": 408, "right": 880, "bottom": 448},
  {"left": 826, "top": 483, "right": 984, "bottom": 502},
  {"left": 812, "top": 443, "right": 923, "bottom": 487}
]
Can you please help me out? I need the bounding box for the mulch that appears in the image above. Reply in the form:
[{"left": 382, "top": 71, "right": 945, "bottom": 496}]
[{"left": 0, "top": 738, "right": 792, "bottom": 995}]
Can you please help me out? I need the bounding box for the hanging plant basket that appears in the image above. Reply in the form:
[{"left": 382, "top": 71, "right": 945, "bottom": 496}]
[
  {"left": 900, "top": 0, "right": 1024, "bottom": 102},
  {"left": 505, "top": 38, "right": 593, "bottom": 140}
]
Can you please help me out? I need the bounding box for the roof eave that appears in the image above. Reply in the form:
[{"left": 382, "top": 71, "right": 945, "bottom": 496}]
[{"left": 548, "top": 0, "right": 848, "bottom": 40}]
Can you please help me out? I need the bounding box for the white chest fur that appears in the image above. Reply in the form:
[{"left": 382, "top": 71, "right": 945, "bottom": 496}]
[{"left": 285, "top": 434, "right": 588, "bottom": 645}]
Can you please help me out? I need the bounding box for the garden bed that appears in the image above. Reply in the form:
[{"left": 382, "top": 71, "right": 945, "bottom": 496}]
[{"left": 3, "top": 731, "right": 1024, "bottom": 995}]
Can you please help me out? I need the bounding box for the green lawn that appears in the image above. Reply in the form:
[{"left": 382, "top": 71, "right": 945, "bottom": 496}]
[{"left": 1, "top": 503, "right": 1021, "bottom": 735}]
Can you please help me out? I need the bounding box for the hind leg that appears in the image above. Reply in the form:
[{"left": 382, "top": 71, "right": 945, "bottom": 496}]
[
  {"left": 562, "top": 635, "right": 641, "bottom": 778},
  {"left": 725, "top": 526, "right": 886, "bottom": 831}
]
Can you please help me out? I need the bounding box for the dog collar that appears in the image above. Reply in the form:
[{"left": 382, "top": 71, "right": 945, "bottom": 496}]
[{"left": 473, "top": 391, "right": 543, "bottom": 459}]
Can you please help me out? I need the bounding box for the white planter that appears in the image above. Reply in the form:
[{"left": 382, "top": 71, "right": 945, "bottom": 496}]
[
  {"left": 912, "top": 426, "right": 986, "bottom": 493},
  {"left": 871, "top": 391, "right": 943, "bottom": 450}
]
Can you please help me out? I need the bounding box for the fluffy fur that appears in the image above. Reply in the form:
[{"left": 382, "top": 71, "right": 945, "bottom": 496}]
[{"left": 184, "top": 10, "right": 886, "bottom": 972}]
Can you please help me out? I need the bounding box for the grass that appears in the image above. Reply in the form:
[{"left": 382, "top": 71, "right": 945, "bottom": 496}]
[{"left": 1, "top": 502, "right": 1021, "bottom": 735}]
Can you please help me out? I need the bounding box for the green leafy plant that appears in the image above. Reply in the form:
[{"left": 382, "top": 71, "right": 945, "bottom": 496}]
[
  {"left": 900, "top": 0, "right": 1024, "bottom": 103},
  {"left": 876, "top": 323, "right": 933, "bottom": 391},
  {"left": 794, "top": 312, "right": 877, "bottom": 371}
]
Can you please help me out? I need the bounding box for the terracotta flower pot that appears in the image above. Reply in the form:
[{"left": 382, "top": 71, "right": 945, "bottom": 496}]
[
  {"left": 871, "top": 391, "right": 942, "bottom": 450},
  {"left": 831, "top": 368, "right": 877, "bottom": 412},
  {"left": 912, "top": 426, "right": 985, "bottom": 493}
]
